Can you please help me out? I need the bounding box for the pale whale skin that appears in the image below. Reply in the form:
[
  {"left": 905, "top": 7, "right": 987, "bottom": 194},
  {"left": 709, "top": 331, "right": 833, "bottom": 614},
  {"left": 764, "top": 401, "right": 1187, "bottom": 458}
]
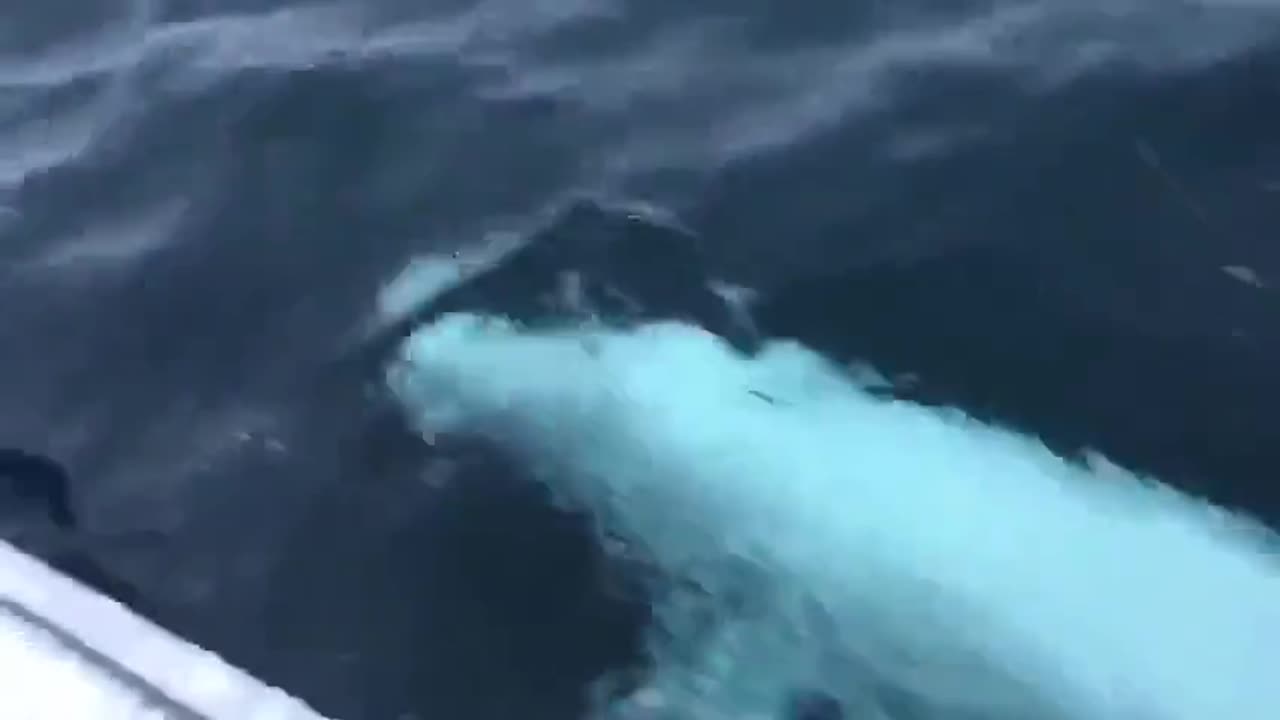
[{"left": 389, "top": 312, "right": 1280, "bottom": 720}]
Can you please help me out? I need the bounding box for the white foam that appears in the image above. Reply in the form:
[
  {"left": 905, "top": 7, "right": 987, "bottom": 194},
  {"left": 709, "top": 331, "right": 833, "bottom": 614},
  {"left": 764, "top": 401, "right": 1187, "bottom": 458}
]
[
  {"left": 374, "top": 232, "right": 524, "bottom": 328},
  {"left": 388, "top": 312, "right": 1280, "bottom": 720}
]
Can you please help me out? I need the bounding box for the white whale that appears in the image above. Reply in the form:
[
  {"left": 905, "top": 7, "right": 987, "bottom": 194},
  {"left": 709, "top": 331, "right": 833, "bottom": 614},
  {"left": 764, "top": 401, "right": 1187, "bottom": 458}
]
[{"left": 388, "top": 312, "right": 1280, "bottom": 720}]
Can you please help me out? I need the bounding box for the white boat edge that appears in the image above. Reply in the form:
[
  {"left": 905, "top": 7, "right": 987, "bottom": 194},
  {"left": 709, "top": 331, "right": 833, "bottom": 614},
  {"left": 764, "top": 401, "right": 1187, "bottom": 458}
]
[{"left": 0, "top": 540, "right": 332, "bottom": 719}]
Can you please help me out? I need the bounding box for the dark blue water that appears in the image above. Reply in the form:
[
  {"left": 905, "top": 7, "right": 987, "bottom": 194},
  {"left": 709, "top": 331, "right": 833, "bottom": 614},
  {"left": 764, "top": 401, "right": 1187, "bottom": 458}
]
[{"left": 2, "top": 2, "right": 1279, "bottom": 718}]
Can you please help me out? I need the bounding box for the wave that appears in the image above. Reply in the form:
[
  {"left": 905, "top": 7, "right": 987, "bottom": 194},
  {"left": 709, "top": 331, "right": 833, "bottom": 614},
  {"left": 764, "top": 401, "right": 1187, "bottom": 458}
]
[
  {"left": 4, "top": 1, "right": 1277, "bottom": 198},
  {"left": 386, "top": 310, "right": 1280, "bottom": 720}
]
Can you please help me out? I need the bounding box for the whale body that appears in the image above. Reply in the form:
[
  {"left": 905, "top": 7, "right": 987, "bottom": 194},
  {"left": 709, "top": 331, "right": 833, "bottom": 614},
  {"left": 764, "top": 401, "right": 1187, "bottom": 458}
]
[{"left": 388, "top": 312, "right": 1280, "bottom": 720}]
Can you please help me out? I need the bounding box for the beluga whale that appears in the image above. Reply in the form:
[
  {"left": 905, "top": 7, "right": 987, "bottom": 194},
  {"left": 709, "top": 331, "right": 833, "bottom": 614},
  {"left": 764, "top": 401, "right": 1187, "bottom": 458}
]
[{"left": 378, "top": 200, "right": 1280, "bottom": 720}]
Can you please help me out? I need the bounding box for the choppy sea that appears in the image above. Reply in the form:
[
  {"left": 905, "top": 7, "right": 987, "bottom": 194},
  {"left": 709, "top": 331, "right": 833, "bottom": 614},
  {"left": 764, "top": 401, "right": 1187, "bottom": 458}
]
[{"left": 2, "top": 2, "right": 1279, "bottom": 719}]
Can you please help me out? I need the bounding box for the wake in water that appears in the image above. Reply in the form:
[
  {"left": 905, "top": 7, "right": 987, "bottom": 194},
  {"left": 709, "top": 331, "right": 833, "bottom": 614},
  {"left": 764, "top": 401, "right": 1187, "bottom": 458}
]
[{"left": 387, "top": 312, "right": 1280, "bottom": 720}]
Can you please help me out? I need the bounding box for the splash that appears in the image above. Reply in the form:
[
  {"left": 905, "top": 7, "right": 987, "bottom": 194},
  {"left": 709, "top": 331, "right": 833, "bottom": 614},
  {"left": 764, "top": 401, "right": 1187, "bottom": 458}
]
[{"left": 387, "top": 312, "right": 1280, "bottom": 720}]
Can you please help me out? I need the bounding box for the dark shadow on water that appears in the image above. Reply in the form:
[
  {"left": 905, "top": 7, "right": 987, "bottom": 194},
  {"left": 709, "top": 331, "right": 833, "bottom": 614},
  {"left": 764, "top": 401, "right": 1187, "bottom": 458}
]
[
  {"left": 251, "top": 437, "right": 652, "bottom": 720},
  {"left": 0, "top": 447, "right": 78, "bottom": 530},
  {"left": 1, "top": 447, "right": 147, "bottom": 610}
]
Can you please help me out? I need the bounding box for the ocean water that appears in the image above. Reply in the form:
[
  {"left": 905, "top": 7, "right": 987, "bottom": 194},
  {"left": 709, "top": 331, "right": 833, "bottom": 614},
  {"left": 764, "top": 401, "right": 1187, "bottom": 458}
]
[{"left": 2, "top": 2, "right": 1279, "bottom": 719}]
